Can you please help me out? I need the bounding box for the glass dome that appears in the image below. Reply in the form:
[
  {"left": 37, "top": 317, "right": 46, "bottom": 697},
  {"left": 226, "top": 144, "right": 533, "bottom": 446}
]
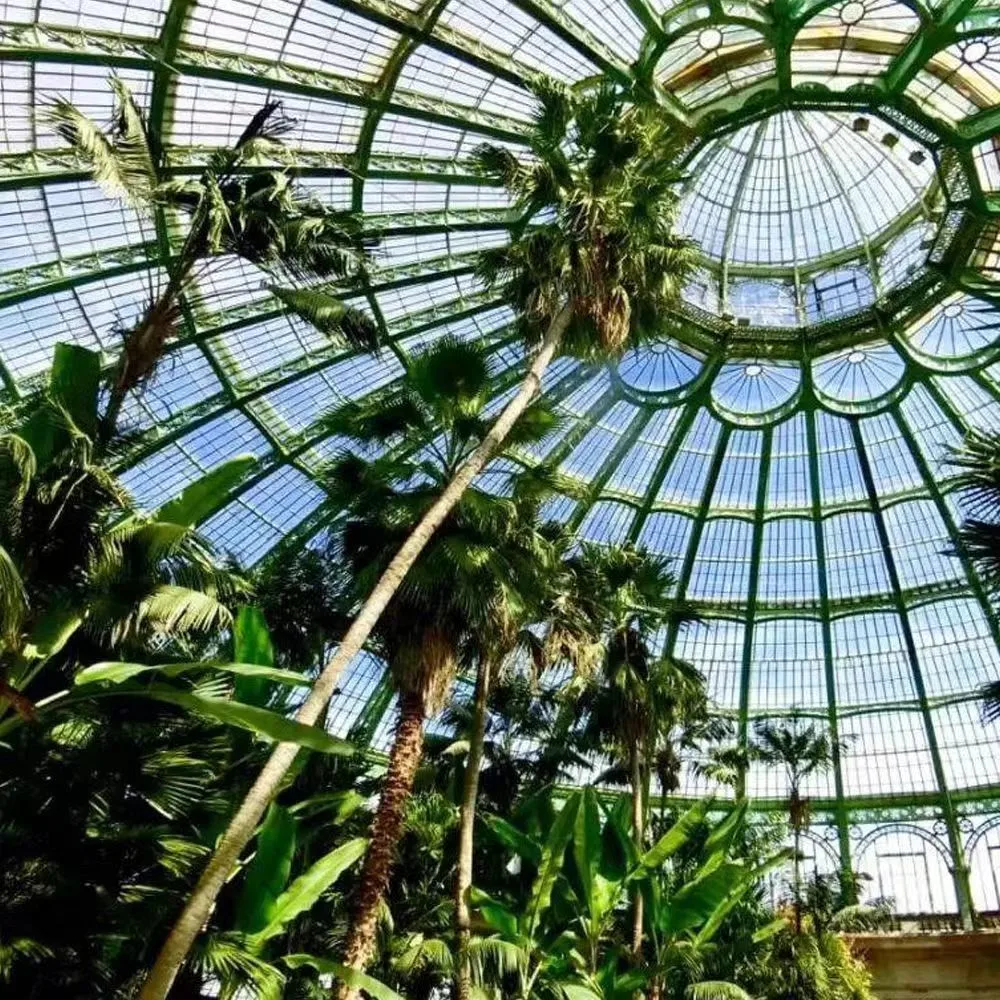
[
  {"left": 677, "top": 108, "right": 939, "bottom": 326},
  {"left": 1, "top": 0, "right": 1000, "bottom": 920}
]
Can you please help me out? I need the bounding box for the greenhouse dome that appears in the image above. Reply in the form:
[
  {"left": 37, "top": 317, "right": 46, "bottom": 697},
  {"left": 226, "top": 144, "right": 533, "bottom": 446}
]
[{"left": 3, "top": 0, "right": 1000, "bottom": 976}]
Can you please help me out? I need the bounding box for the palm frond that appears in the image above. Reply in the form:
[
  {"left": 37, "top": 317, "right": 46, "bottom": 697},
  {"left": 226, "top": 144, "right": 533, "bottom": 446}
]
[
  {"left": 982, "top": 680, "right": 1000, "bottom": 723},
  {"left": 0, "top": 543, "right": 27, "bottom": 643},
  {"left": 685, "top": 981, "right": 755, "bottom": 1000},
  {"left": 126, "top": 584, "right": 233, "bottom": 640},
  {"left": 235, "top": 100, "right": 296, "bottom": 149},
  {"left": 41, "top": 82, "right": 156, "bottom": 207},
  {"left": 467, "top": 936, "right": 529, "bottom": 985},
  {"left": 269, "top": 286, "right": 380, "bottom": 352}
]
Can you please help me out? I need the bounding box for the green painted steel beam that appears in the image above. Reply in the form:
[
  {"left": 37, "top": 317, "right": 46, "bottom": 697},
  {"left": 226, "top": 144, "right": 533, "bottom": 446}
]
[
  {"left": 883, "top": 0, "right": 979, "bottom": 92},
  {"left": 666, "top": 423, "right": 733, "bottom": 656},
  {"left": 0, "top": 23, "right": 531, "bottom": 143},
  {"left": 851, "top": 418, "right": 975, "bottom": 929},
  {"left": 0, "top": 147, "right": 505, "bottom": 192},
  {"left": 805, "top": 398, "right": 855, "bottom": 893},
  {"left": 736, "top": 425, "right": 772, "bottom": 798}
]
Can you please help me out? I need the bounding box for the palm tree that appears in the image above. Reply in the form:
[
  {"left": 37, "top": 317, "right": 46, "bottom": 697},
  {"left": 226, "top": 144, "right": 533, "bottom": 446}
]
[
  {"left": 0, "top": 344, "right": 246, "bottom": 721},
  {"left": 948, "top": 429, "right": 1000, "bottom": 722},
  {"left": 313, "top": 337, "right": 560, "bottom": 997},
  {"left": 141, "top": 78, "right": 697, "bottom": 998},
  {"left": 750, "top": 716, "right": 840, "bottom": 934},
  {"left": 43, "top": 77, "right": 378, "bottom": 442},
  {"left": 452, "top": 515, "right": 571, "bottom": 1000},
  {"left": 570, "top": 542, "right": 704, "bottom": 958}
]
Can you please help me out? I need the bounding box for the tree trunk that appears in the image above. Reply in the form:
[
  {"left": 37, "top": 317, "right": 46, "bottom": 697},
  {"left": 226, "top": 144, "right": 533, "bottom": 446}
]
[
  {"left": 630, "top": 745, "right": 644, "bottom": 957},
  {"left": 138, "top": 306, "right": 571, "bottom": 1000},
  {"left": 102, "top": 268, "right": 189, "bottom": 442},
  {"left": 793, "top": 821, "right": 803, "bottom": 936},
  {"left": 338, "top": 691, "right": 426, "bottom": 1000},
  {"left": 454, "top": 656, "right": 493, "bottom": 1000}
]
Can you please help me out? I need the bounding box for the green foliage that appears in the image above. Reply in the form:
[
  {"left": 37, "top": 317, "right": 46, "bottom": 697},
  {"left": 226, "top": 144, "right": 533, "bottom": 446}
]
[
  {"left": 0, "top": 346, "right": 247, "bottom": 728},
  {"left": 42, "top": 80, "right": 379, "bottom": 437},
  {"left": 466, "top": 786, "right": 778, "bottom": 1000},
  {"left": 473, "top": 78, "right": 698, "bottom": 361},
  {"left": 157, "top": 455, "right": 257, "bottom": 527}
]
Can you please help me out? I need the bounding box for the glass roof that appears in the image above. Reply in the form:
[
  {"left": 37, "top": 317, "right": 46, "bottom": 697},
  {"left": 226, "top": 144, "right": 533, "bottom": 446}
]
[
  {"left": 1, "top": 0, "right": 1000, "bottom": 905},
  {"left": 679, "top": 109, "right": 935, "bottom": 270}
]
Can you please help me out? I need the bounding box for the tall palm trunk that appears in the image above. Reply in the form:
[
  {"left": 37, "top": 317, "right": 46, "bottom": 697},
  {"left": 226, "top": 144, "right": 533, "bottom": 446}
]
[
  {"left": 792, "top": 815, "right": 803, "bottom": 936},
  {"left": 454, "top": 655, "right": 493, "bottom": 1000},
  {"left": 102, "top": 268, "right": 190, "bottom": 441},
  {"left": 138, "top": 306, "right": 571, "bottom": 1000},
  {"left": 337, "top": 690, "right": 426, "bottom": 1000},
  {"left": 630, "top": 744, "right": 644, "bottom": 957}
]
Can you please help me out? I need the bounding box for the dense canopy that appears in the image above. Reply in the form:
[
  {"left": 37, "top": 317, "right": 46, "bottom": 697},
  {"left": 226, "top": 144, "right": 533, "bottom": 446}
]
[{"left": 1, "top": 0, "right": 1000, "bottom": 923}]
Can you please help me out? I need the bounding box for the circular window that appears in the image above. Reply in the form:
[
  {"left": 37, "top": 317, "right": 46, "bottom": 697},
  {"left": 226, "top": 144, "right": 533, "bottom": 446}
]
[
  {"left": 839, "top": 1, "right": 866, "bottom": 26},
  {"left": 745, "top": 363, "right": 763, "bottom": 377},
  {"left": 698, "top": 27, "right": 724, "bottom": 51},
  {"left": 962, "top": 40, "right": 989, "bottom": 64},
  {"left": 943, "top": 303, "right": 964, "bottom": 319},
  {"left": 847, "top": 350, "right": 866, "bottom": 364}
]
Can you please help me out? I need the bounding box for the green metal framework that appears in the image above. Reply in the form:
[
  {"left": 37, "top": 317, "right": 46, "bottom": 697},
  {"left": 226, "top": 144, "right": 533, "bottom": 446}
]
[{"left": 1, "top": 0, "right": 1000, "bottom": 922}]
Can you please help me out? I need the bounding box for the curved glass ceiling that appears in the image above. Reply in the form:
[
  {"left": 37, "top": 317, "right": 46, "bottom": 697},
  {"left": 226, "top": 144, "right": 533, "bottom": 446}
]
[
  {"left": 1, "top": 0, "right": 1000, "bottom": 917},
  {"left": 679, "top": 109, "right": 935, "bottom": 270}
]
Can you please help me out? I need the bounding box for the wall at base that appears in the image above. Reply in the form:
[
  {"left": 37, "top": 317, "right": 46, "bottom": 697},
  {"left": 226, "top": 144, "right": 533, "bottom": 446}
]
[{"left": 845, "top": 931, "right": 1000, "bottom": 999}]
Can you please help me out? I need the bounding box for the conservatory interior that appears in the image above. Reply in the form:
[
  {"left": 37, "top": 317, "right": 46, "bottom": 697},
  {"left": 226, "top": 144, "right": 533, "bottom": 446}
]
[{"left": 1, "top": 0, "right": 1000, "bottom": 996}]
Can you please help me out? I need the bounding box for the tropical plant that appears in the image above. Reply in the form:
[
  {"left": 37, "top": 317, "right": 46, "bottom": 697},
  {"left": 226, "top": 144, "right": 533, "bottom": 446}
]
[
  {"left": 0, "top": 343, "right": 248, "bottom": 723},
  {"left": 42, "top": 77, "right": 379, "bottom": 441},
  {"left": 452, "top": 530, "right": 576, "bottom": 1000},
  {"left": 317, "top": 337, "right": 561, "bottom": 997},
  {"left": 568, "top": 542, "right": 708, "bottom": 955},
  {"left": 141, "top": 78, "right": 698, "bottom": 998},
  {"left": 470, "top": 787, "right": 784, "bottom": 1000},
  {"left": 750, "top": 717, "right": 842, "bottom": 934}
]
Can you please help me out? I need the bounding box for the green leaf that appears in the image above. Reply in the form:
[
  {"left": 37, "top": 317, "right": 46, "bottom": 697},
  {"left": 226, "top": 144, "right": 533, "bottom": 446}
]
[
  {"left": 701, "top": 798, "right": 747, "bottom": 866},
  {"left": 288, "top": 790, "right": 366, "bottom": 823},
  {"left": 233, "top": 607, "right": 275, "bottom": 666},
  {"left": 50, "top": 343, "right": 101, "bottom": 437},
  {"left": 156, "top": 455, "right": 256, "bottom": 527},
  {"left": 527, "top": 791, "right": 580, "bottom": 936},
  {"left": 270, "top": 286, "right": 380, "bottom": 352},
  {"left": 282, "top": 955, "right": 404, "bottom": 1000},
  {"left": 23, "top": 605, "right": 83, "bottom": 660},
  {"left": 235, "top": 804, "right": 297, "bottom": 934},
  {"left": 232, "top": 606, "right": 276, "bottom": 705},
  {"left": 693, "top": 851, "right": 792, "bottom": 947},
  {"left": 685, "top": 981, "right": 754, "bottom": 1000},
  {"left": 74, "top": 661, "right": 311, "bottom": 688},
  {"left": 633, "top": 799, "right": 710, "bottom": 877},
  {"left": 252, "top": 837, "right": 367, "bottom": 943},
  {"left": 485, "top": 814, "right": 542, "bottom": 865},
  {"left": 141, "top": 689, "right": 357, "bottom": 754},
  {"left": 573, "top": 786, "right": 602, "bottom": 913},
  {"left": 468, "top": 888, "right": 520, "bottom": 939},
  {"left": 751, "top": 917, "right": 787, "bottom": 943},
  {"left": 561, "top": 985, "right": 603, "bottom": 1000},
  {"left": 662, "top": 862, "right": 747, "bottom": 937}
]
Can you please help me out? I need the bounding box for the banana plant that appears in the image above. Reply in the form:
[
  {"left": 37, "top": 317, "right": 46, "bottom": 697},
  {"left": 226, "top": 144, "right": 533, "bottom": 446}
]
[
  {"left": 0, "top": 601, "right": 356, "bottom": 760},
  {"left": 194, "top": 790, "right": 407, "bottom": 999},
  {"left": 469, "top": 787, "right": 787, "bottom": 999}
]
